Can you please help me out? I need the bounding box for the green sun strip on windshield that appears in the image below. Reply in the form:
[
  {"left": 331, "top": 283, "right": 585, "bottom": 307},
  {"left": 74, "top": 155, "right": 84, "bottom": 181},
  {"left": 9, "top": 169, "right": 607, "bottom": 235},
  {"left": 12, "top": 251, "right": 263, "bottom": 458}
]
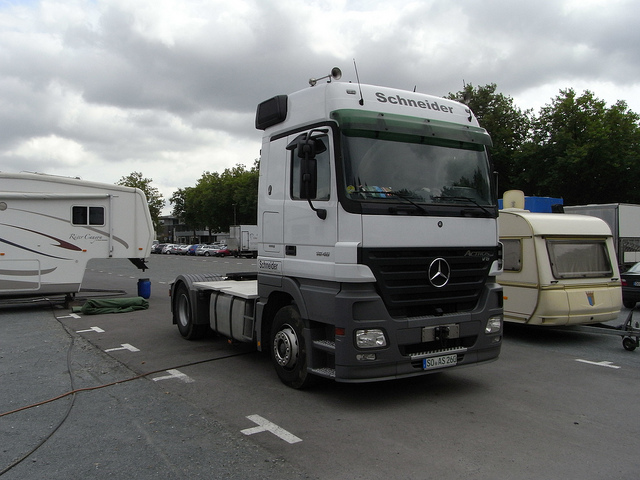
[{"left": 330, "top": 109, "right": 492, "bottom": 150}]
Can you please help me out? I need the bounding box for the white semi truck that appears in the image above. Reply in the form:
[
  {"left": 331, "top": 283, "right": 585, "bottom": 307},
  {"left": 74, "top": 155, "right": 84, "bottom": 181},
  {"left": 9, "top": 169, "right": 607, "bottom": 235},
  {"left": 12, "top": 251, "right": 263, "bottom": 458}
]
[{"left": 170, "top": 70, "right": 504, "bottom": 388}]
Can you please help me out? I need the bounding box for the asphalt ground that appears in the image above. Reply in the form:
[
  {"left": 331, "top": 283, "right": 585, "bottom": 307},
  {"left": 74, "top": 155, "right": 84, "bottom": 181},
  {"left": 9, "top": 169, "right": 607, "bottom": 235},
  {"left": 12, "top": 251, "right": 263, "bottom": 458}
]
[
  {"left": 2, "top": 255, "right": 640, "bottom": 479},
  {"left": 0, "top": 298, "right": 310, "bottom": 479}
]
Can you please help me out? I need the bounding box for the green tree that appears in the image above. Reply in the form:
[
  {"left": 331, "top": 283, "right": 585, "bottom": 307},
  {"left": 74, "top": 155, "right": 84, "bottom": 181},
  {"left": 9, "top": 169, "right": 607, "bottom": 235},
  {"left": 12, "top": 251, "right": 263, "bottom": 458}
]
[
  {"left": 514, "top": 89, "right": 640, "bottom": 204},
  {"left": 178, "top": 163, "right": 259, "bottom": 234},
  {"left": 448, "top": 83, "right": 532, "bottom": 195},
  {"left": 117, "top": 172, "right": 165, "bottom": 232}
]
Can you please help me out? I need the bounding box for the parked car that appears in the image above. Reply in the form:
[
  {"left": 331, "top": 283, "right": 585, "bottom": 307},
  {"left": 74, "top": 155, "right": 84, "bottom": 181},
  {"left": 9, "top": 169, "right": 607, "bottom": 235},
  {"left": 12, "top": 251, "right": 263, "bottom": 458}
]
[
  {"left": 195, "top": 245, "right": 209, "bottom": 256},
  {"left": 176, "top": 244, "right": 191, "bottom": 255},
  {"left": 215, "top": 246, "right": 232, "bottom": 257},
  {"left": 152, "top": 243, "right": 166, "bottom": 254},
  {"left": 621, "top": 262, "right": 640, "bottom": 308},
  {"left": 196, "top": 244, "right": 222, "bottom": 256},
  {"left": 162, "top": 244, "right": 177, "bottom": 254},
  {"left": 187, "top": 244, "right": 200, "bottom": 255}
]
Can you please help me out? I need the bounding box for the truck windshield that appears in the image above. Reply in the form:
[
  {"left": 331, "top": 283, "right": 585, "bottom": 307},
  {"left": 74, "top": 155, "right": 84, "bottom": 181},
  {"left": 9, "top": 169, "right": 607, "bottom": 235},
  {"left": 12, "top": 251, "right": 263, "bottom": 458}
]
[{"left": 333, "top": 111, "right": 494, "bottom": 211}]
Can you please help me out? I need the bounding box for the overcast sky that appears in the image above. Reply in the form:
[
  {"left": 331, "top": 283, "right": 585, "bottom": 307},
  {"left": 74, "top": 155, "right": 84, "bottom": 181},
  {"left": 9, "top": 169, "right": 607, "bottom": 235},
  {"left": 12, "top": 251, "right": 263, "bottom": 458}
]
[{"left": 2, "top": 0, "right": 639, "bottom": 214}]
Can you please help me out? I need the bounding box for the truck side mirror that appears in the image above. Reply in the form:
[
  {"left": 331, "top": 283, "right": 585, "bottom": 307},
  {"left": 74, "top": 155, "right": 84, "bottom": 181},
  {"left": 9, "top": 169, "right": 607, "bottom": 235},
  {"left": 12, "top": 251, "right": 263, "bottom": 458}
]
[
  {"left": 286, "top": 131, "right": 328, "bottom": 220},
  {"left": 287, "top": 134, "right": 327, "bottom": 199}
]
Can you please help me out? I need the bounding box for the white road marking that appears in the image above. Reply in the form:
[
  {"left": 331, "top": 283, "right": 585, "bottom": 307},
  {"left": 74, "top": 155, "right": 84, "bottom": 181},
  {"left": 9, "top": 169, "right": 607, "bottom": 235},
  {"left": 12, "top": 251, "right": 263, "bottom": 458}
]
[
  {"left": 241, "top": 414, "right": 302, "bottom": 444},
  {"left": 57, "top": 313, "right": 81, "bottom": 319},
  {"left": 152, "top": 369, "right": 195, "bottom": 383},
  {"left": 76, "top": 326, "right": 105, "bottom": 333},
  {"left": 104, "top": 343, "right": 140, "bottom": 353},
  {"left": 576, "top": 359, "right": 621, "bottom": 369}
]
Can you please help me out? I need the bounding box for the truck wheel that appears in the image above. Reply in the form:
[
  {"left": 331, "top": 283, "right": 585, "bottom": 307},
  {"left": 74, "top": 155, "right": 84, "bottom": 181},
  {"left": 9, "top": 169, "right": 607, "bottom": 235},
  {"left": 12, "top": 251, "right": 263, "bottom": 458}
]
[
  {"left": 271, "top": 305, "right": 314, "bottom": 389},
  {"left": 623, "top": 299, "right": 636, "bottom": 309},
  {"left": 174, "top": 283, "right": 207, "bottom": 340}
]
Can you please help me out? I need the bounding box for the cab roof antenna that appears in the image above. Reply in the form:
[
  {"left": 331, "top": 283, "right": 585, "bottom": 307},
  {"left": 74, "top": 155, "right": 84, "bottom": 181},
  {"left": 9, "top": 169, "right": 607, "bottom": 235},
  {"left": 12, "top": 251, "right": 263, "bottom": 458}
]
[{"left": 353, "top": 59, "right": 364, "bottom": 105}]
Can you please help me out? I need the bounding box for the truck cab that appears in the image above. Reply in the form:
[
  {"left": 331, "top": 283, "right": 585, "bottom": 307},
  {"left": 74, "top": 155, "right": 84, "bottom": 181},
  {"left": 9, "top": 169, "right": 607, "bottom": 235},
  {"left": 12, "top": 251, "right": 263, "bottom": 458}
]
[
  {"left": 172, "top": 77, "right": 504, "bottom": 388},
  {"left": 253, "top": 81, "right": 503, "bottom": 386}
]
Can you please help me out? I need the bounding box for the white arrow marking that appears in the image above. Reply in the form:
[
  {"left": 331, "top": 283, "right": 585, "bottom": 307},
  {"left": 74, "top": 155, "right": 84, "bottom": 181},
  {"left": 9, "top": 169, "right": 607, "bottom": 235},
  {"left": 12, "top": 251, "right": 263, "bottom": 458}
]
[
  {"left": 104, "top": 343, "right": 140, "bottom": 353},
  {"left": 152, "top": 369, "right": 195, "bottom": 383},
  {"left": 576, "top": 359, "right": 620, "bottom": 369},
  {"left": 76, "top": 326, "right": 105, "bottom": 333},
  {"left": 241, "top": 414, "right": 302, "bottom": 444},
  {"left": 57, "top": 313, "right": 82, "bottom": 319}
]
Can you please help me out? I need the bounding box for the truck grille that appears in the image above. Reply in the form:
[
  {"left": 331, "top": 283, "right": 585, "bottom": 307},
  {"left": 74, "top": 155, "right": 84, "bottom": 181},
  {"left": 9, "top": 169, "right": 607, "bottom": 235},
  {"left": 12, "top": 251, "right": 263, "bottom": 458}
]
[{"left": 359, "top": 247, "right": 496, "bottom": 317}]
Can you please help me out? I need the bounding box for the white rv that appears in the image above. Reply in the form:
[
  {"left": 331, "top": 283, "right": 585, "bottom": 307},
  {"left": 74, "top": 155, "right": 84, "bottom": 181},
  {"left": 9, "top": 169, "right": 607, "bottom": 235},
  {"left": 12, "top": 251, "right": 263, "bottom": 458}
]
[
  {"left": 499, "top": 191, "right": 622, "bottom": 326},
  {"left": 0, "top": 172, "right": 154, "bottom": 299}
]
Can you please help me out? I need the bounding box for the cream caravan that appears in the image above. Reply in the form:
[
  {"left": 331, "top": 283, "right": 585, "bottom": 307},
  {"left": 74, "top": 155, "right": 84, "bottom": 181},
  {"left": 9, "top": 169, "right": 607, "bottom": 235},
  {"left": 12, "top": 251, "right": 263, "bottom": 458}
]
[
  {"left": 499, "top": 191, "right": 621, "bottom": 326},
  {"left": 0, "top": 172, "right": 154, "bottom": 299}
]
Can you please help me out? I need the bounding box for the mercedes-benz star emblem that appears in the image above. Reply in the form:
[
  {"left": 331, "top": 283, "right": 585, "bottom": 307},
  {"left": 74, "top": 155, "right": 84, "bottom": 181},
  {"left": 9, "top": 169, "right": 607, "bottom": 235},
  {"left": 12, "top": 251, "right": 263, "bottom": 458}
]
[{"left": 428, "top": 258, "right": 450, "bottom": 288}]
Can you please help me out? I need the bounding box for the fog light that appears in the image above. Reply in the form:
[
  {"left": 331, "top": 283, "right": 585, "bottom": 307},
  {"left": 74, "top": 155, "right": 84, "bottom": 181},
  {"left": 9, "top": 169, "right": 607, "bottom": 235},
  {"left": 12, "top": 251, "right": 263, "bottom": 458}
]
[
  {"left": 355, "top": 329, "right": 387, "bottom": 348},
  {"left": 485, "top": 316, "right": 502, "bottom": 334}
]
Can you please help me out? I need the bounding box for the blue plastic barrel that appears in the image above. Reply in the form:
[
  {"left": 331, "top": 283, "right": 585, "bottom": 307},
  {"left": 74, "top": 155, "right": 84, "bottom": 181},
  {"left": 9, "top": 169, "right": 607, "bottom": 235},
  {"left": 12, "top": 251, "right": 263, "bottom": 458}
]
[{"left": 137, "top": 278, "right": 151, "bottom": 299}]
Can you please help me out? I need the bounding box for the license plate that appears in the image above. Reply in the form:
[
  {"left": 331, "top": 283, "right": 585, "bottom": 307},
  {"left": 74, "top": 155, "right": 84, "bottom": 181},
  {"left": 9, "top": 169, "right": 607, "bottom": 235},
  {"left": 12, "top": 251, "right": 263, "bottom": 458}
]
[
  {"left": 634, "top": 281, "right": 640, "bottom": 287},
  {"left": 423, "top": 354, "right": 458, "bottom": 370}
]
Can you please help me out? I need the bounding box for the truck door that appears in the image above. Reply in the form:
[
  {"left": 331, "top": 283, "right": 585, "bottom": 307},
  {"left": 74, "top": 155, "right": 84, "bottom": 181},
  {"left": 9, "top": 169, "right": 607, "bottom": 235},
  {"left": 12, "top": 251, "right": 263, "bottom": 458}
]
[{"left": 283, "top": 129, "right": 338, "bottom": 280}]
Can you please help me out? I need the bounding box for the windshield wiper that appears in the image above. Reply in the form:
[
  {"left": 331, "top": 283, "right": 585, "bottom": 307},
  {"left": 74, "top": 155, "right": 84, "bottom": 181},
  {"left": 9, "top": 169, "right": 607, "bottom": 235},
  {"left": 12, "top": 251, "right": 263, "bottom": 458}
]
[
  {"left": 432, "top": 195, "right": 494, "bottom": 217},
  {"left": 386, "top": 190, "right": 428, "bottom": 214}
]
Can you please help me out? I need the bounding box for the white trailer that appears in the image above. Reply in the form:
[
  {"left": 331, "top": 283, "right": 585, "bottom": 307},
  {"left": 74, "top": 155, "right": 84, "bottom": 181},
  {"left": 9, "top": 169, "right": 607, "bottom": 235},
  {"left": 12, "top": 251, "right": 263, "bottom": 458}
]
[
  {"left": 499, "top": 191, "right": 621, "bottom": 326},
  {"left": 228, "top": 225, "right": 258, "bottom": 258},
  {"left": 0, "top": 172, "right": 154, "bottom": 299},
  {"left": 563, "top": 203, "right": 640, "bottom": 269},
  {"left": 171, "top": 69, "right": 504, "bottom": 388}
]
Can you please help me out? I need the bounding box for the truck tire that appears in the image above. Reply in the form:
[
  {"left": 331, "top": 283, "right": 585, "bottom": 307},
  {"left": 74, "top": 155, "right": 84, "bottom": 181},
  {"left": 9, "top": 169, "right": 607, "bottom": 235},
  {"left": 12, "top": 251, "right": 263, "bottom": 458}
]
[
  {"left": 271, "top": 305, "right": 315, "bottom": 389},
  {"left": 623, "top": 299, "right": 636, "bottom": 309},
  {"left": 173, "top": 283, "right": 208, "bottom": 340}
]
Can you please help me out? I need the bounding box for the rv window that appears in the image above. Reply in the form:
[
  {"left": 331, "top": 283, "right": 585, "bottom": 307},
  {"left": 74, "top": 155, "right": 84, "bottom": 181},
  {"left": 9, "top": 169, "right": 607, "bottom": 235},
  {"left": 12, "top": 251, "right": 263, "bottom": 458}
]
[
  {"left": 72, "top": 206, "right": 105, "bottom": 226},
  {"left": 89, "top": 207, "right": 105, "bottom": 225},
  {"left": 502, "top": 239, "right": 522, "bottom": 272},
  {"left": 546, "top": 239, "right": 612, "bottom": 279}
]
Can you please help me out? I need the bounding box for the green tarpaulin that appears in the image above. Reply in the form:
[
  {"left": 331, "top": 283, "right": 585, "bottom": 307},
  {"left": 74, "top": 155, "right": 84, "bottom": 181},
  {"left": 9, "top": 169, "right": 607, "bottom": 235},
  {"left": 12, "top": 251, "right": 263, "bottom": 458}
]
[{"left": 72, "top": 297, "right": 149, "bottom": 315}]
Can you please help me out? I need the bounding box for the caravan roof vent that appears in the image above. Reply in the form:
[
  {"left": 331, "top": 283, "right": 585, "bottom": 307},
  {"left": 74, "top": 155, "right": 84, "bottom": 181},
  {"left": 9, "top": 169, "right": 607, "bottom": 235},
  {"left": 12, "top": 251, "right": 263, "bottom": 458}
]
[{"left": 502, "top": 190, "right": 525, "bottom": 210}]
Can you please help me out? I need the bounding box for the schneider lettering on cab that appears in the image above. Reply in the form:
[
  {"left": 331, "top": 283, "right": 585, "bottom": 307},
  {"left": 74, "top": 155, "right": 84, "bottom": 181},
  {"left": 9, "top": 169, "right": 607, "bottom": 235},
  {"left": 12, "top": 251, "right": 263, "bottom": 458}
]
[{"left": 170, "top": 69, "right": 503, "bottom": 389}]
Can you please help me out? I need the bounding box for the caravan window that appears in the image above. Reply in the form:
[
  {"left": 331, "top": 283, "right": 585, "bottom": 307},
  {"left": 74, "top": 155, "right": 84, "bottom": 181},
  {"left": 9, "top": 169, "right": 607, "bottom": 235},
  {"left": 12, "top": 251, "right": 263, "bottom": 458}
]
[
  {"left": 546, "top": 239, "right": 612, "bottom": 279},
  {"left": 72, "top": 206, "right": 105, "bottom": 226},
  {"left": 502, "top": 239, "right": 522, "bottom": 272}
]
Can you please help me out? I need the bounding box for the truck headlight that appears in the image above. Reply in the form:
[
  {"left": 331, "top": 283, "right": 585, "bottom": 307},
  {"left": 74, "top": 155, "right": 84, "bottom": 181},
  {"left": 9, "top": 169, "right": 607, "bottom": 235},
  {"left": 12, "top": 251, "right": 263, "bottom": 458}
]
[
  {"left": 355, "top": 329, "right": 387, "bottom": 348},
  {"left": 485, "top": 316, "right": 502, "bottom": 334}
]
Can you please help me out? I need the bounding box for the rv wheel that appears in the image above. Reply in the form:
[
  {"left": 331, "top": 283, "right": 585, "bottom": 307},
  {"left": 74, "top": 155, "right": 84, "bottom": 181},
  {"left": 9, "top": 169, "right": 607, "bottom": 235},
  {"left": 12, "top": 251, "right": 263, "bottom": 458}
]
[
  {"left": 174, "top": 283, "right": 207, "bottom": 340},
  {"left": 271, "top": 305, "right": 314, "bottom": 389}
]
